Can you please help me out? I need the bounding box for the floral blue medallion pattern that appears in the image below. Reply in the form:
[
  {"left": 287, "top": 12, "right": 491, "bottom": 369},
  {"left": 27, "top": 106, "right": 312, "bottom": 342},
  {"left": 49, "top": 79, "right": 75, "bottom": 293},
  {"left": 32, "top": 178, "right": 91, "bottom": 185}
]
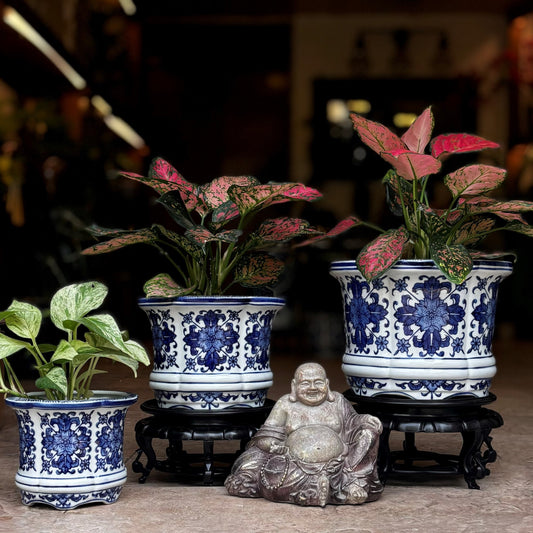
[
  {"left": 343, "top": 278, "right": 389, "bottom": 354},
  {"left": 140, "top": 298, "right": 283, "bottom": 410},
  {"left": 331, "top": 260, "right": 512, "bottom": 400},
  {"left": 15, "top": 410, "right": 36, "bottom": 471},
  {"left": 244, "top": 311, "right": 277, "bottom": 370},
  {"left": 471, "top": 277, "right": 501, "bottom": 353},
  {"left": 41, "top": 412, "right": 92, "bottom": 475},
  {"left": 182, "top": 309, "right": 240, "bottom": 372},
  {"left": 147, "top": 309, "right": 177, "bottom": 370},
  {"left": 6, "top": 394, "right": 136, "bottom": 509},
  {"left": 96, "top": 410, "right": 127, "bottom": 470},
  {"left": 393, "top": 276, "right": 466, "bottom": 357}
]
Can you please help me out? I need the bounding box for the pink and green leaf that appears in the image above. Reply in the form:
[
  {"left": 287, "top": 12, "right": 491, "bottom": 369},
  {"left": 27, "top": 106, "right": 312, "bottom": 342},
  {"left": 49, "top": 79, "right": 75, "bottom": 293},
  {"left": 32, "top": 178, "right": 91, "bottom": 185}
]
[
  {"left": 149, "top": 158, "right": 204, "bottom": 212},
  {"left": 250, "top": 217, "right": 321, "bottom": 246},
  {"left": 157, "top": 191, "right": 195, "bottom": 230},
  {"left": 85, "top": 225, "right": 131, "bottom": 239},
  {"left": 324, "top": 215, "right": 362, "bottom": 236},
  {"left": 444, "top": 164, "right": 506, "bottom": 197},
  {"left": 356, "top": 227, "right": 410, "bottom": 281},
  {"left": 185, "top": 227, "right": 241, "bottom": 246},
  {"left": 401, "top": 106, "right": 434, "bottom": 153},
  {"left": 470, "top": 250, "right": 517, "bottom": 260},
  {"left": 293, "top": 215, "right": 362, "bottom": 247},
  {"left": 383, "top": 169, "right": 412, "bottom": 216},
  {"left": 143, "top": 273, "right": 195, "bottom": 298},
  {"left": 430, "top": 133, "right": 499, "bottom": 159},
  {"left": 276, "top": 183, "right": 323, "bottom": 202},
  {"left": 504, "top": 223, "right": 533, "bottom": 237},
  {"left": 200, "top": 176, "right": 259, "bottom": 209},
  {"left": 381, "top": 150, "right": 441, "bottom": 181},
  {"left": 228, "top": 183, "right": 322, "bottom": 215},
  {"left": 234, "top": 253, "right": 284, "bottom": 288},
  {"left": 211, "top": 200, "right": 241, "bottom": 228},
  {"left": 153, "top": 225, "right": 204, "bottom": 259},
  {"left": 429, "top": 241, "right": 473, "bottom": 284},
  {"left": 453, "top": 218, "right": 496, "bottom": 246},
  {"left": 120, "top": 159, "right": 205, "bottom": 213},
  {"left": 82, "top": 228, "right": 156, "bottom": 255},
  {"left": 464, "top": 197, "right": 533, "bottom": 219},
  {"left": 350, "top": 112, "right": 405, "bottom": 154}
]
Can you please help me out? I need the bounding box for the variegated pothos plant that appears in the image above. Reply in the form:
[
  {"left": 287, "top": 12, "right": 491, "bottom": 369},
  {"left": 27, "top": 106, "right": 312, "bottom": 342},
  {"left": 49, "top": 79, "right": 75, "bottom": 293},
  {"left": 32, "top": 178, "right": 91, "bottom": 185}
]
[
  {"left": 82, "top": 158, "right": 327, "bottom": 297},
  {"left": 0, "top": 281, "right": 150, "bottom": 400},
  {"left": 311, "top": 106, "right": 533, "bottom": 283}
]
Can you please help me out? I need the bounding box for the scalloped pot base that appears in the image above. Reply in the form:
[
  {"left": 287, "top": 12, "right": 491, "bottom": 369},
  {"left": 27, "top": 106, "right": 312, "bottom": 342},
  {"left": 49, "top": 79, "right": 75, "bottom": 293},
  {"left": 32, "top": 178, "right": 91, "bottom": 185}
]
[
  {"left": 5, "top": 391, "right": 137, "bottom": 509},
  {"left": 330, "top": 260, "right": 513, "bottom": 401},
  {"left": 138, "top": 296, "right": 285, "bottom": 410}
]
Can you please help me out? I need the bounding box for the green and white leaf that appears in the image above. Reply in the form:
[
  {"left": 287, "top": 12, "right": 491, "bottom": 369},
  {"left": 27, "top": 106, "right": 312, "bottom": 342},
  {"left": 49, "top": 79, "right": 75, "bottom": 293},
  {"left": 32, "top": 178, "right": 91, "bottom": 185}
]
[
  {"left": 1, "top": 300, "right": 42, "bottom": 340},
  {"left": 78, "top": 314, "right": 129, "bottom": 353},
  {"left": 35, "top": 367, "right": 68, "bottom": 398},
  {"left": 50, "top": 281, "right": 108, "bottom": 332},
  {"left": 50, "top": 339, "right": 81, "bottom": 363},
  {"left": 0, "top": 332, "right": 30, "bottom": 359}
]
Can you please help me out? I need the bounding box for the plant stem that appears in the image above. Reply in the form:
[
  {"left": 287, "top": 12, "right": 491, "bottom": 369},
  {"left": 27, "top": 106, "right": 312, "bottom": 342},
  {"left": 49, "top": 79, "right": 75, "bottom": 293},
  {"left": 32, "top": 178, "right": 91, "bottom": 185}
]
[{"left": 1, "top": 358, "right": 26, "bottom": 396}]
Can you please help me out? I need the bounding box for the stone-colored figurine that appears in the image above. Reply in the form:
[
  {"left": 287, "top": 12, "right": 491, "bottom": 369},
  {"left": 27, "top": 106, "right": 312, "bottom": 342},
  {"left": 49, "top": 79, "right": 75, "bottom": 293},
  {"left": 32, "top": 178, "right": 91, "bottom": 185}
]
[{"left": 225, "top": 362, "right": 383, "bottom": 506}]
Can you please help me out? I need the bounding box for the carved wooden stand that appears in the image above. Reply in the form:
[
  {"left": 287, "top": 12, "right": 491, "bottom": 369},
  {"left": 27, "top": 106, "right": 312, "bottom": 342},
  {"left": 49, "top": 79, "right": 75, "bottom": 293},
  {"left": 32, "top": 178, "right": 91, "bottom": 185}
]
[
  {"left": 132, "top": 400, "right": 273, "bottom": 485},
  {"left": 347, "top": 392, "right": 503, "bottom": 489}
]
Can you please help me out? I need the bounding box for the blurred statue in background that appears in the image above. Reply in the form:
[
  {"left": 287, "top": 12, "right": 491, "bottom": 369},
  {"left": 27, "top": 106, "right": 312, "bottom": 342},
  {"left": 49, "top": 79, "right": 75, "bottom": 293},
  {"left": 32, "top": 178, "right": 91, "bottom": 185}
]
[{"left": 225, "top": 362, "right": 383, "bottom": 506}]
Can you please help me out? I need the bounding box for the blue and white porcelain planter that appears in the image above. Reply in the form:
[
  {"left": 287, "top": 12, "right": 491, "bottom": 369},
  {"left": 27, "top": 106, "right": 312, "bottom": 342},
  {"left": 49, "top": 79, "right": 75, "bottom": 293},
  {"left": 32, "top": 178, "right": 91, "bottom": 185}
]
[
  {"left": 5, "top": 391, "right": 137, "bottom": 509},
  {"left": 139, "top": 296, "right": 284, "bottom": 410},
  {"left": 330, "top": 259, "right": 513, "bottom": 401}
]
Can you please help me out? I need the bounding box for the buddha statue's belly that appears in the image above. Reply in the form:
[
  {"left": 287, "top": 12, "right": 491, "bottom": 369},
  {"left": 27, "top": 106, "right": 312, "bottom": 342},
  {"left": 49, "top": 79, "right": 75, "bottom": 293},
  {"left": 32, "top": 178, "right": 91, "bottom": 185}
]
[{"left": 286, "top": 425, "right": 344, "bottom": 463}]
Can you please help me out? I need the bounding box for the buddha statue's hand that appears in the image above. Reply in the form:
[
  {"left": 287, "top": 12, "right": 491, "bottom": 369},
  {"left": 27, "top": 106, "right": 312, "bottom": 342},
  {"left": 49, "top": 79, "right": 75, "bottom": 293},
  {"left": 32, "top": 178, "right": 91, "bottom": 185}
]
[{"left": 269, "top": 442, "right": 289, "bottom": 455}]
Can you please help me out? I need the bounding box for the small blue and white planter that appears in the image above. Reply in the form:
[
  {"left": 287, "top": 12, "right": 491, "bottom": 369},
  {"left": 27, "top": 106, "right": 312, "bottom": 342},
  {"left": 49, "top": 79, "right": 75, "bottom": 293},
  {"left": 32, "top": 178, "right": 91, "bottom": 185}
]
[
  {"left": 330, "top": 259, "right": 513, "bottom": 401},
  {"left": 5, "top": 391, "right": 137, "bottom": 509},
  {"left": 139, "top": 296, "right": 284, "bottom": 410}
]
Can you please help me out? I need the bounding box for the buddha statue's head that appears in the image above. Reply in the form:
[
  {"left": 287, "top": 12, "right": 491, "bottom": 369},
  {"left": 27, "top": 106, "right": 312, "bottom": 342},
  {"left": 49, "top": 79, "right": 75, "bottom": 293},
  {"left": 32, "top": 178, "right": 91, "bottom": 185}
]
[{"left": 290, "top": 362, "right": 334, "bottom": 406}]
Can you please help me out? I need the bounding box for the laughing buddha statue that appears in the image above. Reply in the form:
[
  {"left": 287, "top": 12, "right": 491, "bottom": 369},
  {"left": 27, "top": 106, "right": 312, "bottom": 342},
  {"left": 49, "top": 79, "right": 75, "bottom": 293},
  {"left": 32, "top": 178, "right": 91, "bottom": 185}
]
[{"left": 225, "top": 362, "right": 383, "bottom": 506}]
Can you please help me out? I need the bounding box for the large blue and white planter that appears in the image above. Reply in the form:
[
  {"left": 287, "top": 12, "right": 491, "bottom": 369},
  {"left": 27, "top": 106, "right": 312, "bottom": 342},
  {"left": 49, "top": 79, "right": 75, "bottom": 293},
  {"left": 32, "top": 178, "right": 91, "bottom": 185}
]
[
  {"left": 139, "top": 296, "right": 284, "bottom": 410},
  {"left": 330, "top": 259, "right": 513, "bottom": 401},
  {"left": 5, "top": 391, "right": 137, "bottom": 509}
]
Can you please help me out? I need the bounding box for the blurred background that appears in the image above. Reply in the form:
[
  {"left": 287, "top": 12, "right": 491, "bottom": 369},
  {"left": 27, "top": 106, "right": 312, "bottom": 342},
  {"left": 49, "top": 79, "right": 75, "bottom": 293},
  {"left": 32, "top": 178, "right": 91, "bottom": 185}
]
[{"left": 1, "top": 0, "right": 533, "bottom": 358}]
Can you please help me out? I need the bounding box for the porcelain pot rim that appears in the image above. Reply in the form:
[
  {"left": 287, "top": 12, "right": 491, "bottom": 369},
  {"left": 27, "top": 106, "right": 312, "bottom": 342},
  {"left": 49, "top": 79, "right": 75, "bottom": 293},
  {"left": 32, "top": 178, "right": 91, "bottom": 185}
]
[
  {"left": 5, "top": 390, "right": 138, "bottom": 409},
  {"left": 138, "top": 295, "right": 286, "bottom": 306},
  {"left": 330, "top": 258, "right": 514, "bottom": 272}
]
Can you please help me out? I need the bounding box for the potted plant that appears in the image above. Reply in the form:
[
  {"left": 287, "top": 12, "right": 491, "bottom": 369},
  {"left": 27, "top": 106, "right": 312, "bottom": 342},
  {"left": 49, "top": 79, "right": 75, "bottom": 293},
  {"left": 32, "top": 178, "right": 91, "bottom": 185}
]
[
  {"left": 0, "top": 281, "right": 150, "bottom": 509},
  {"left": 318, "top": 106, "right": 533, "bottom": 400},
  {"left": 82, "top": 158, "right": 325, "bottom": 410}
]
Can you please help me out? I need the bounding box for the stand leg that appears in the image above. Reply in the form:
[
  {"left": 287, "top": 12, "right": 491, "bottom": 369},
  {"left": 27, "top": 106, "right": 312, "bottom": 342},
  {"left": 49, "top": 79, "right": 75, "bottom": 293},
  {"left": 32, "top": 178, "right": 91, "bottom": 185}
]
[
  {"left": 133, "top": 420, "right": 158, "bottom": 483},
  {"left": 460, "top": 427, "right": 498, "bottom": 489},
  {"left": 202, "top": 440, "right": 215, "bottom": 485},
  {"left": 378, "top": 422, "right": 392, "bottom": 483},
  {"left": 402, "top": 432, "right": 417, "bottom": 467}
]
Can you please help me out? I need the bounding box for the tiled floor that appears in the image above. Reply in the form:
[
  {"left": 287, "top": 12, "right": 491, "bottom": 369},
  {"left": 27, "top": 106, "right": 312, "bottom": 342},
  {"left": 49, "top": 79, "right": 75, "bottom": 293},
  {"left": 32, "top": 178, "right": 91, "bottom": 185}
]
[{"left": 1, "top": 339, "right": 532, "bottom": 533}]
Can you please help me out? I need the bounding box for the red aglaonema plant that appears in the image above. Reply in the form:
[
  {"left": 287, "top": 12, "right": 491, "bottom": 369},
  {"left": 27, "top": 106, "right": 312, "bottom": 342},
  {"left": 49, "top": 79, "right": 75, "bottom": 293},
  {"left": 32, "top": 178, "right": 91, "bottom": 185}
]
[
  {"left": 82, "top": 158, "right": 326, "bottom": 297},
  {"left": 307, "top": 106, "right": 533, "bottom": 283}
]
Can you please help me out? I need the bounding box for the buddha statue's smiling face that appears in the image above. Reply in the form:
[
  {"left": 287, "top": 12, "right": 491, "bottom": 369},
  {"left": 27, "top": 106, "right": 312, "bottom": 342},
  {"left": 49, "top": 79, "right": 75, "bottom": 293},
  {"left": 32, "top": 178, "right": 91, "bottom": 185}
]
[{"left": 294, "top": 365, "right": 329, "bottom": 406}]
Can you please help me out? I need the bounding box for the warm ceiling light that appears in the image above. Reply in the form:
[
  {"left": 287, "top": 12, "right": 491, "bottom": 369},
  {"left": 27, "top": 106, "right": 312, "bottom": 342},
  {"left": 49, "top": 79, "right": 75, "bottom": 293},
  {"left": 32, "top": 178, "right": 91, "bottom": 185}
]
[
  {"left": 119, "top": 0, "right": 137, "bottom": 16},
  {"left": 91, "top": 94, "right": 145, "bottom": 149},
  {"left": 347, "top": 99, "right": 371, "bottom": 114},
  {"left": 2, "top": 6, "right": 86, "bottom": 90},
  {"left": 103, "top": 114, "right": 145, "bottom": 150},
  {"left": 91, "top": 95, "right": 113, "bottom": 116},
  {"left": 327, "top": 100, "right": 348, "bottom": 124},
  {"left": 393, "top": 112, "right": 417, "bottom": 129}
]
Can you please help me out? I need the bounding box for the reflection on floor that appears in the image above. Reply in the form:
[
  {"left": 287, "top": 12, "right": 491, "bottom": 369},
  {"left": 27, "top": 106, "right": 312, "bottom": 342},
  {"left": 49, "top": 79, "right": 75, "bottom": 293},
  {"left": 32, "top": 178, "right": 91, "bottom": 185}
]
[{"left": 0, "top": 340, "right": 532, "bottom": 532}]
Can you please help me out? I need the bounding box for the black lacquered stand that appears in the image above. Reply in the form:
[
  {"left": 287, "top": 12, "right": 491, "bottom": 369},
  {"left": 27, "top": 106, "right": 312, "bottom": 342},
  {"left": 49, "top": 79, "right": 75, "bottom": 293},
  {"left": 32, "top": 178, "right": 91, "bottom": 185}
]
[
  {"left": 132, "top": 400, "right": 274, "bottom": 485},
  {"left": 345, "top": 391, "right": 503, "bottom": 489}
]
